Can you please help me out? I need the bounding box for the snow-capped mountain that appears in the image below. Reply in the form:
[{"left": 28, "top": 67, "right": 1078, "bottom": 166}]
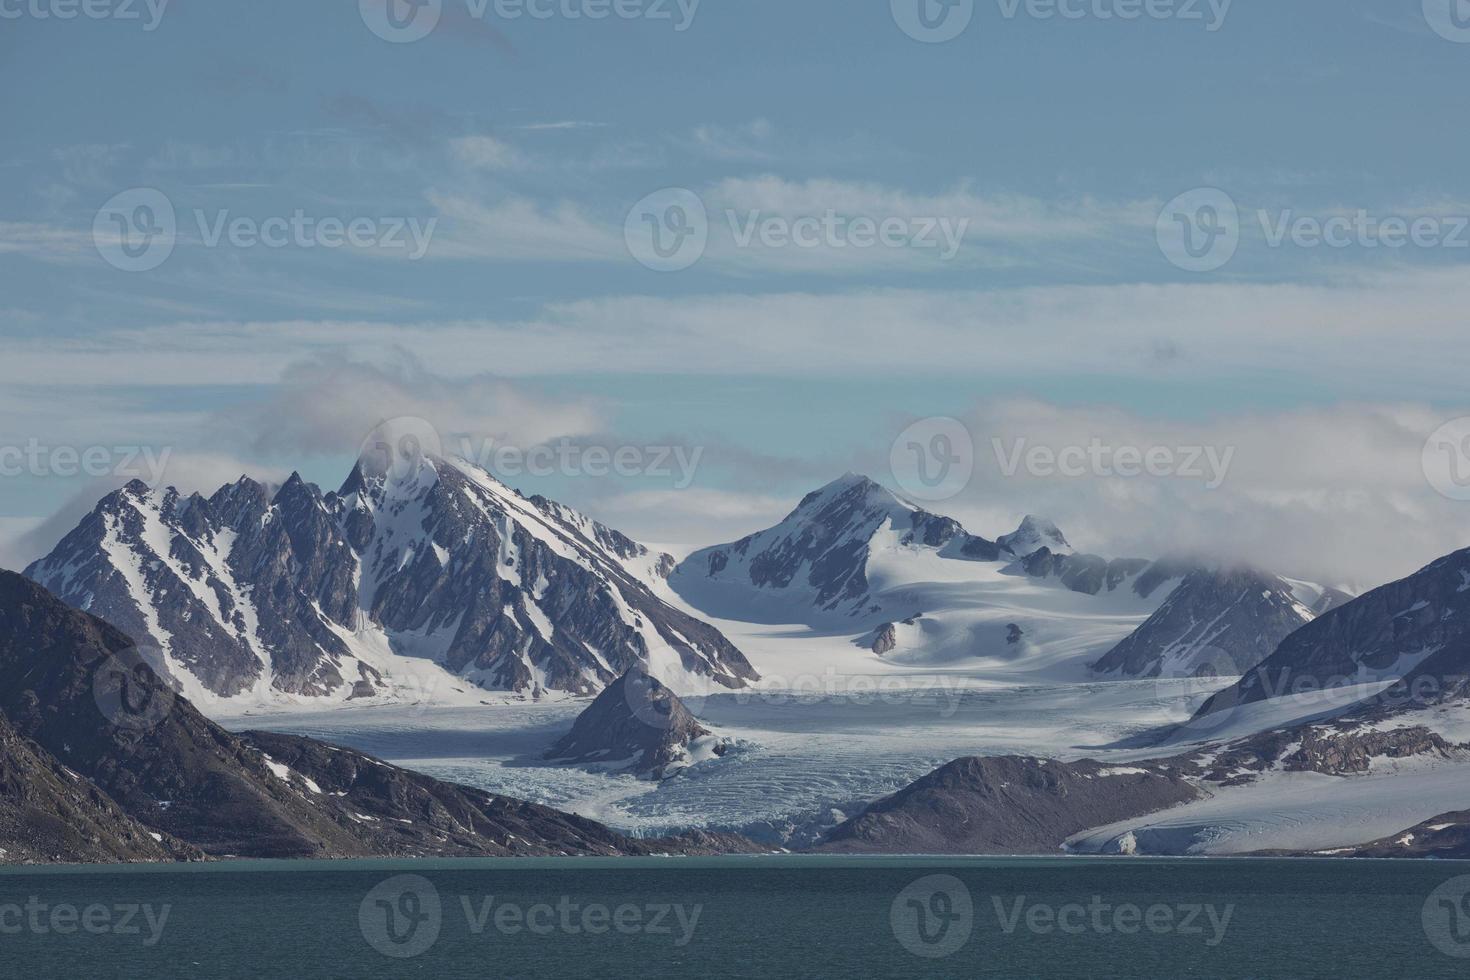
[
  {"left": 1089, "top": 567, "right": 1322, "bottom": 679},
  {"left": 672, "top": 473, "right": 1331, "bottom": 680},
  {"left": 1197, "top": 545, "right": 1470, "bottom": 720},
  {"left": 24, "top": 453, "right": 757, "bottom": 706},
  {"left": 671, "top": 474, "right": 1166, "bottom": 672},
  {"left": 996, "top": 515, "right": 1072, "bottom": 558},
  {"left": 675, "top": 473, "right": 1005, "bottom": 619}
]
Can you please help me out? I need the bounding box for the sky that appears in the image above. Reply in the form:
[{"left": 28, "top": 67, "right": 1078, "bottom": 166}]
[{"left": 3, "top": 0, "right": 1470, "bottom": 587}]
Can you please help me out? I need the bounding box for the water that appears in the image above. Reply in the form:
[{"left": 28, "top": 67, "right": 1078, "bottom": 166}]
[{"left": 1, "top": 855, "right": 1466, "bottom": 978}]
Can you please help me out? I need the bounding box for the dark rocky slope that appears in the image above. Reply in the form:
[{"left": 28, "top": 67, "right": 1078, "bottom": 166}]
[
  {"left": 1198, "top": 547, "right": 1470, "bottom": 719},
  {"left": 545, "top": 667, "right": 723, "bottom": 779},
  {"left": 815, "top": 756, "right": 1200, "bottom": 854},
  {"left": 0, "top": 572, "right": 764, "bottom": 862},
  {"left": 0, "top": 713, "right": 197, "bottom": 864},
  {"left": 1090, "top": 567, "right": 1318, "bottom": 678},
  {"left": 1336, "top": 811, "right": 1470, "bottom": 859}
]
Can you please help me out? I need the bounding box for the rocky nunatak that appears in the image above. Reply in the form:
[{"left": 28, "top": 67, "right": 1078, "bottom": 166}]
[{"left": 545, "top": 667, "right": 732, "bottom": 780}]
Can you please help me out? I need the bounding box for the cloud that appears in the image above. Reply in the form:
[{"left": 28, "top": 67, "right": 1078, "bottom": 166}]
[
  {"left": 213, "top": 353, "right": 605, "bottom": 462},
  {"left": 0, "top": 222, "right": 98, "bottom": 262},
  {"left": 0, "top": 516, "right": 50, "bottom": 573},
  {"left": 692, "top": 176, "right": 1156, "bottom": 273},
  {"left": 514, "top": 121, "right": 609, "bottom": 132},
  {"left": 709, "top": 176, "right": 1151, "bottom": 242},
  {"left": 0, "top": 454, "right": 293, "bottom": 573},
  {"left": 585, "top": 487, "right": 795, "bottom": 555},
  {"left": 449, "top": 136, "right": 525, "bottom": 171},
  {"left": 424, "top": 192, "right": 624, "bottom": 261},
  {"left": 4, "top": 268, "right": 1470, "bottom": 398},
  {"left": 861, "top": 399, "right": 1470, "bottom": 589},
  {"left": 53, "top": 143, "right": 128, "bottom": 188},
  {"left": 685, "top": 119, "right": 776, "bottom": 161},
  {"left": 405, "top": 175, "right": 1155, "bottom": 272}
]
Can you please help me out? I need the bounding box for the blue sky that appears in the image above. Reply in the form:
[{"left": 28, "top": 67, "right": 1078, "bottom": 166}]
[{"left": 3, "top": 0, "right": 1470, "bottom": 583}]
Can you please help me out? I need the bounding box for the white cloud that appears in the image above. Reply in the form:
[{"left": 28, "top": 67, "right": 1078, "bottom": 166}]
[
  {"left": 514, "top": 121, "right": 609, "bottom": 131},
  {"left": 709, "top": 176, "right": 1152, "bottom": 242},
  {"left": 213, "top": 354, "right": 605, "bottom": 462},
  {"left": 423, "top": 192, "right": 623, "bottom": 261},
  {"left": 3, "top": 269, "right": 1469, "bottom": 397},
  {"left": 449, "top": 135, "right": 524, "bottom": 170},
  {"left": 685, "top": 119, "right": 776, "bottom": 161},
  {"left": 0, "top": 222, "right": 98, "bottom": 262},
  {"left": 864, "top": 400, "right": 1470, "bottom": 589},
  {"left": 589, "top": 487, "right": 794, "bottom": 554}
]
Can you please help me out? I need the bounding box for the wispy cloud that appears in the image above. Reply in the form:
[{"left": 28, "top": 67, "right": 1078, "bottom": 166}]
[
  {"left": 684, "top": 118, "right": 776, "bottom": 162},
  {"left": 449, "top": 135, "right": 526, "bottom": 171},
  {"left": 515, "top": 120, "right": 610, "bottom": 132},
  {"left": 3, "top": 267, "right": 1467, "bottom": 395},
  {"left": 424, "top": 192, "right": 623, "bottom": 261}
]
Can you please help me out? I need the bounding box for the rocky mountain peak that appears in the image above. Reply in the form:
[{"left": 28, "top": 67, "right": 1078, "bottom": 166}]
[
  {"left": 545, "top": 666, "right": 721, "bottom": 779},
  {"left": 673, "top": 474, "right": 1003, "bottom": 618},
  {"left": 1196, "top": 546, "right": 1470, "bottom": 720},
  {"left": 25, "top": 455, "right": 757, "bottom": 704},
  {"left": 999, "top": 515, "right": 1072, "bottom": 558}
]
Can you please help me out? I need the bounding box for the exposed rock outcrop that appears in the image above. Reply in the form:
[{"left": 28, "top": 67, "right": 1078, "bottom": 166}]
[
  {"left": 0, "top": 712, "right": 197, "bottom": 864},
  {"left": 1090, "top": 567, "right": 1318, "bottom": 679},
  {"left": 815, "top": 756, "right": 1201, "bottom": 855},
  {"left": 545, "top": 667, "right": 725, "bottom": 779}
]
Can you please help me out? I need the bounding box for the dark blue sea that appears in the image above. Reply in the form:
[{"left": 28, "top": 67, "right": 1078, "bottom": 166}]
[{"left": 2, "top": 855, "right": 1468, "bottom": 978}]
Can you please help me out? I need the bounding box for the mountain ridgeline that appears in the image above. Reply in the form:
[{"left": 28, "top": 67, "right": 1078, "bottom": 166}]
[
  {"left": 1197, "top": 546, "right": 1470, "bottom": 719},
  {"left": 25, "top": 452, "right": 757, "bottom": 704},
  {"left": 672, "top": 473, "right": 1333, "bottom": 680}
]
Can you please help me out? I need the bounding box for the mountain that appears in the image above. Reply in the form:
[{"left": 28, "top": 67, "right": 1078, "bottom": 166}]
[
  {"left": 1088, "top": 567, "right": 1321, "bottom": 679},
  {"left": 996, "top": 515, "right": 1072, "bottom": 558},
  {"left": 0, "top": 712, "right": 195, "bottom": 864},
  {"left": 815, "top": 755, "right": 1200, "bottom": 855},
  {"left": 0, "top": 571, "right": 765, "bottom": 862},
  {"left": 1196, "top": 546, "right": 1470, "bottom": 719},
  {"left": 545, "top": 667, "right": 727, "bottom": 779},
  {"left": 814, "top": 683, "right": 1470, "bottom": 857},
  {"left": 25, "top": 452, "right": 756, "bottom": 705},
  {"left": 672, "top": 473, "right": 1322, "bottom": 680},
  {"left": 675, "top": 473, "right": 1004, "bottom": 619},
  {"left": 1015, "top": 547, "right": 1181, "bottom": 599},
  {"left": 1339, "top": 810, "right": 1470, "bottom": 859}
]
